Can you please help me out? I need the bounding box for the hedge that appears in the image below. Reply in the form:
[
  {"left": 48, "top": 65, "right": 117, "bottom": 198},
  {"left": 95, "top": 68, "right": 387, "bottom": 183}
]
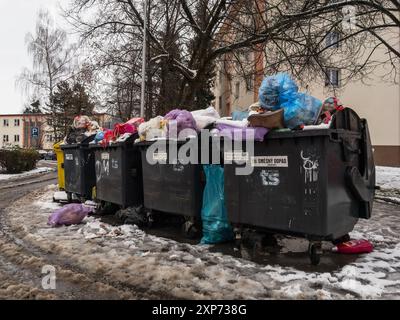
[{"left": 0, "top": 148, "right": 40, "bottom": 174}]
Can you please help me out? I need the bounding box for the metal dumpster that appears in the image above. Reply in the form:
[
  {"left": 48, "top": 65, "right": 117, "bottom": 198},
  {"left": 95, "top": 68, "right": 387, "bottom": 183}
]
[
  {"left": 61, "top": 136, "right": 96, "bottom": 201},
  {"left": 224, "top": 108, "right": 375, "bottom": 264},
  {"left": 139, "top": 139, "right": 204, "bottom": 217},
  {"left": 91, "top": 134, "right": 143, "bottom": 208},
  {"left": 138, "top": 139, "right": 206, "bottom": 237},
  {"left": 54, "top": 142, "right": 65, "bottom": 190}
]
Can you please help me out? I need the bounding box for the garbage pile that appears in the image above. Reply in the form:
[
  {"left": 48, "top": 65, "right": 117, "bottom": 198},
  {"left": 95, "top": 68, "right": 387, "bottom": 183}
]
[
  {"left": 134, "top": 72, "right": 347, "bottom": 143},
  {"left": 65, "top": 115, "right": 102, "bottom": 144},
  {"left": 62, "top": 115, "right": 145, "bottom": 147}
]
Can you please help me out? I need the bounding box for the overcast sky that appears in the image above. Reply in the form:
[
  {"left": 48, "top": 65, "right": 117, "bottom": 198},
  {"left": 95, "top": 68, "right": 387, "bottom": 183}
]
[{"left": 0, "top": 0, "right": 67, "bottom": 114}]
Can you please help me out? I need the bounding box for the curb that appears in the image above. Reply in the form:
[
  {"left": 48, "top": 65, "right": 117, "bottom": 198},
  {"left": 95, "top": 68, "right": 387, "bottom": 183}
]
[{"left": 0, "top": 175, "right": 57, "bottom": 190}]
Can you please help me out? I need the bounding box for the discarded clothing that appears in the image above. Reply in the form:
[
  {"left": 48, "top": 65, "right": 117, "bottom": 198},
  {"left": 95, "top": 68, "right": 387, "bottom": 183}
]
[
  {"left": 201, "top": 165, "right": 234, "bottom": 244},
  {"left": 48, "top": 203, "right": 94, "bottom": 227},
  {"left": 217, "top": 125, "right": 268, "bottom": 142}
]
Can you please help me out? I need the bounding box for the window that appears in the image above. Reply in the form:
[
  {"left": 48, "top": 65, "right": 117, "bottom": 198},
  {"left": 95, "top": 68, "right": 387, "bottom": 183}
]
[
  {"left": 14, "top": 135, "right": 20, "bottom": 143},
  {"left": 235, "top": 82, "right": 240, "bottom": 99},
  {"left": 326, "top": 32, "right": 340, "bottom": 49},
  {"left": 14, "top": 119, "right": 20, "bottom": 127},
  {"left": 245, "top": 75, "right": 254, "bottom": 91},
  {"left": 218, "top": 96, "right": 222, "bottom": 111},
  {"left": 46, "top": 135, "right": 54, "bottom": 142},
  {"left": 325, "top": 69, "right": 340, "bottom": 87},
  {"left": 3, "top": 119, "right": 9, "bottom": 127},
  {"left": 3, "top": 135, "right": 9, "bottom": 143}
]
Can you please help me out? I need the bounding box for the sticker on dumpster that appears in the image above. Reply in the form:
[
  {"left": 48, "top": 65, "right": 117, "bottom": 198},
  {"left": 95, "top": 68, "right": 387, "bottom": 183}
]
[
  {"left": 75, "top": 158, "right": 79, "bottom": 166},
  {"left": 101, "top": 153, "right": 110, "bottom": 160},
  {"left": 224, "top": 152, "right": 249, "bottom": 162},
  {"left": 65, "top": 154, "right": 73, "bottom": 161},
  {"left": 260, "top": 170, "right": 280, "bottom": 186},
  {"left": 153, "top": 152, "right": 168, "bottom": 162},
  {"left": 251, "top": 156, "right": 288, "bottom": 167}
]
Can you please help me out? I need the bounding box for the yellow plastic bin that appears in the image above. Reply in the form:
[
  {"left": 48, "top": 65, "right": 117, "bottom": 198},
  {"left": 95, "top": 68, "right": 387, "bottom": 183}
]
[{"left": 54, "top": 142, "right": 65, "bottom": 190}]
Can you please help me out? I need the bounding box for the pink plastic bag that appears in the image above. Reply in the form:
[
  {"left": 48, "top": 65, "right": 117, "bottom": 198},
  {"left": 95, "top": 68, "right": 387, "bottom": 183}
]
[{"left": 48, "top": 204, "right": 94, "bottom": 227}]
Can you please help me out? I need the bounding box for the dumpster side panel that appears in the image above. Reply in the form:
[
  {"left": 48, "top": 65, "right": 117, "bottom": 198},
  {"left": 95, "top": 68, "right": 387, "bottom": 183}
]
[
  {"left": 140, "top": 146, "right": 203, "bottom": 217},
  {"left": 225, "top": 136, "right": 327, "bottom": 237},
  {"left": 94, "top": 144, "right": 143, "bottom": 207},
  {"left": 63, "top": 148, "right": 83, "bottom": 195}
]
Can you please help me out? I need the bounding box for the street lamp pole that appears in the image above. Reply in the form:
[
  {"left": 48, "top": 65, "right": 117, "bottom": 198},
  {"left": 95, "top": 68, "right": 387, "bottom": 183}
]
[{"left": 140, "top": 0, "right": 148, "bottom": 119}]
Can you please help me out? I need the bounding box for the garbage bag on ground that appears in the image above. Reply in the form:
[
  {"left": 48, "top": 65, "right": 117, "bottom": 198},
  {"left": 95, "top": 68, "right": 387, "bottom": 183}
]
[
  {"left": 164, "top": 109, "right": 198, "bottom": 138},
  {"left": 115, "top": 206, "right": 148, "bottom": 227},
  {"left": 201, "top": 165, "right": 234, "bottom": 244},
  {"left": 48, "top": 203, "right": 94, "bottom": 227}
]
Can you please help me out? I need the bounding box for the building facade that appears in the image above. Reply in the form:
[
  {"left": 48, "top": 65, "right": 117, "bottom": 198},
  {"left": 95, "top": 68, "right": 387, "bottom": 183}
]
[{"left": 213, "top": 23, "right": 400, "bottom": 167}]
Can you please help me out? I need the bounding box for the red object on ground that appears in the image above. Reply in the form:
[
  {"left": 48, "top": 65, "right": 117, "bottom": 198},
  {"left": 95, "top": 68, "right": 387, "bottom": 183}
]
[{"left": 332, "top": 239, "right": 374, "bottom": 254}]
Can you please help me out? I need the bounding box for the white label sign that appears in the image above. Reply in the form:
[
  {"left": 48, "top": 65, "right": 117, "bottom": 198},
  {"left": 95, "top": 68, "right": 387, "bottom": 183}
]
[
  {"left": 251, "top": 156, "right": 288, "bottom": 168},
  {"left": 101, "top": 153, "right": 110, "bottom": 160},
  {"left": 153, "top": 152, "right": 168, "bottom": 162},
  {"left": 224, "top": 152, "right": 249, "bottom": 162},
  {"left": 65, "top": 154, "right": 73, "bottom": 161}
]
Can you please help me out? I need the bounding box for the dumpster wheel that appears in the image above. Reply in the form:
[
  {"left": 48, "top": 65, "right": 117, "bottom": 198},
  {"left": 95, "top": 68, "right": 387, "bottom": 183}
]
[{"left": 308, "top": 242, "right": 322, "bottom": 266}]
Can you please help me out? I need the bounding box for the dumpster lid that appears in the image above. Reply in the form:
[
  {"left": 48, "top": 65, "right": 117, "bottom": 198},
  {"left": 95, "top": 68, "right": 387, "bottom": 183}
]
[{"left": 60, "top": 134, "right": 96, "bottom": 149}]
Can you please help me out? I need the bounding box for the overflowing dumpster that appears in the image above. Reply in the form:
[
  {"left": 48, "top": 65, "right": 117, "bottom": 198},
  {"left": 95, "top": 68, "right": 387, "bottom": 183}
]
[
  {"left": 224, "top": 109, "right": 375, "bottom": 264},
  {"left": 61, "top": 136, "right": 97, "bottom": 201},
  {"left": 91, "top": 134, "right": 143, "bottom": 208}
]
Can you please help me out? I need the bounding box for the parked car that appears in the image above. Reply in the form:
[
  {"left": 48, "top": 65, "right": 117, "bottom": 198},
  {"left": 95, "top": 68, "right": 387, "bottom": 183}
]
[
  {"left": 38, "top": 150, "right": 48, "bottom": 160},
  {"left": 44, "top": 151, "right": 57, "bottom": 161}
]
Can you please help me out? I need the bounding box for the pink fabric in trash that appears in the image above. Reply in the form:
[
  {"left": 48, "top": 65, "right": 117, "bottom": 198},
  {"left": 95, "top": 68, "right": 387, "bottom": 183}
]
[{"left": 48, "top": 204, "right": 93, "bottom": 227}]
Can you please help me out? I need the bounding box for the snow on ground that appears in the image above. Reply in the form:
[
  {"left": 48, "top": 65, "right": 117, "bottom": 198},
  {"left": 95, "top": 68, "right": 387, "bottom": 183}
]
[
  {"left": 0, "top": 167, "right": 55, "bottom": 181},
  {"left": 4, "top": 186, "right": 400, "bottom": 300},
  {"left": 376, "top": 166, "right": 400, "bottom": 190}
]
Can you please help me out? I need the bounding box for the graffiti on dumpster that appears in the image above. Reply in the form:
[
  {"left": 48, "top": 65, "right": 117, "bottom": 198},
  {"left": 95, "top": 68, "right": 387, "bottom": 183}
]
[
  {"left": 260, "top": 170, "right": 280, "bottom": 186},
  {"left": 96, "top": 153, "right": 110, "bottom": 182},
  {"left": 301, "top": 150, "right": 319, "bottom": 184}
]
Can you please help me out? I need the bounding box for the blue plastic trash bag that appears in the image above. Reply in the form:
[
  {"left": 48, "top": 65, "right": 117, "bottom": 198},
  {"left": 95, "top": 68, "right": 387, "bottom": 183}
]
[
  {"left": 283, "top": 93, "right": 322, "bottom": 129},
  {"left": 201, "top": 165, "right": 234, "bottom": 244},
  {"left": 259, "top": 73, "right": 298, "bottom": 111}
]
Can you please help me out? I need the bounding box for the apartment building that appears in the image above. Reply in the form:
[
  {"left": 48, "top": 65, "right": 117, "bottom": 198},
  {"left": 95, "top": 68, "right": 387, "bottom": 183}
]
[
  {"left": 213, "top": 15, "right": 400, "bottom": 167},
  {"left": 0, "top": 115, "right": 24, "bottom": 149}
]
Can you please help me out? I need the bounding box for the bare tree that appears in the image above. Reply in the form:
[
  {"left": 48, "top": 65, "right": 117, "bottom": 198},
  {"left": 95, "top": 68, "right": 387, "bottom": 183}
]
[
  {"left": 18, "top": 10, "right": 77, "bottom": 137},
  {"left": 64, "top": 0, "right": 400, "bottom": 116}
]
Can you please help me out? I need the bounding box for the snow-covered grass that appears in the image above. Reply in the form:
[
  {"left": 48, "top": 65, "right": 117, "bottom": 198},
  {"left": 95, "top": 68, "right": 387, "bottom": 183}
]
[
  {"left": 4, "top": 186, "right": 400, "bottom": 300},
  {"left": 376, "top": 166, "right": 400, "bottom": 190},
  {"left": 0, "top": 167, "right": 55, "bottom": 181}
]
